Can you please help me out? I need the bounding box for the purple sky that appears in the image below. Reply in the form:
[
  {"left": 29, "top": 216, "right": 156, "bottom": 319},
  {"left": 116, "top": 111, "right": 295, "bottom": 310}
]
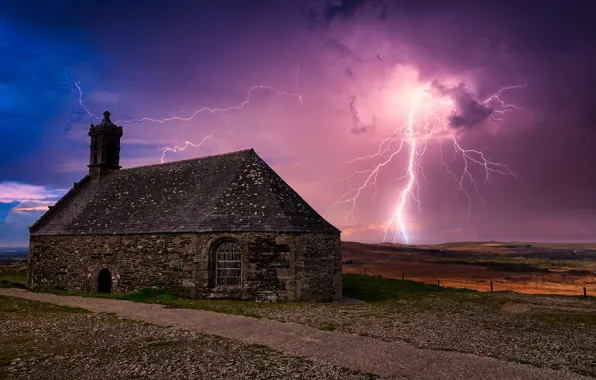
[{"left": 1, "top": 0, "right": 596, "bottom": 246}]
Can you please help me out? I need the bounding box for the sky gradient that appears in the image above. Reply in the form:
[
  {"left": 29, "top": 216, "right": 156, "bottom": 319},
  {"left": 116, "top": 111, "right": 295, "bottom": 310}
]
[{"left": 1, "top": 0, "right": 596, "bottom": 246}]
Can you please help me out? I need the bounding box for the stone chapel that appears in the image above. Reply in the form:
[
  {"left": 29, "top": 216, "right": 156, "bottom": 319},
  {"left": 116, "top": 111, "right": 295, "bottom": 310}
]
[{"left": 27, "top": 111, "right": 342, "bottom": 302}]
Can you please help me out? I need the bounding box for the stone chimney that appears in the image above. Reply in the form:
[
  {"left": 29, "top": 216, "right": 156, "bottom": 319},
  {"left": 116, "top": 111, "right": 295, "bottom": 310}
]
[{"left": 88, "top": 111, "right": 123, "bottom": 178}]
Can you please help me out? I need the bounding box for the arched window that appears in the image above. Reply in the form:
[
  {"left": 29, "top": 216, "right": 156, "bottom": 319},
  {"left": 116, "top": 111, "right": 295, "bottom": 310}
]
[{"left": 215, "top": 241, "right": 242, "bottom": 286}]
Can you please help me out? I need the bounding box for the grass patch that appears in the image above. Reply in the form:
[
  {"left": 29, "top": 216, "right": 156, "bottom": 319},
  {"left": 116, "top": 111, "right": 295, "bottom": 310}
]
[
  {"left": 0, "top": 335, "right": 30, "bottom": 345},
  {"left": 319, "top": 322, "right": 338, "bottom": 331},
  {"left": 121, "top": 287, "right": 179, "bottom": 303},
  {"left": 37, "top": 274, "right": 480, "bottom": 318},
  {"left": 248, "top": 343, "right": 269, "bottom": 350},
  {"left": 0, "top": 352, "right": 19, "bottom": 367},
  {"left": 41, "top": 274, "right": 481, "bottom": 311},
  {"left": 42, "top": 274, "right": 477, "bottom": 311},
  {"left": 0, "top": 270, "right": 27, "bottom": 289},
  {"left": 0, "top": 295, "right": 88, "bottom": 314},
  {"left": 0, "top": 279, "right": 27, "bottom": 289},
  {"left": 147, "top": 340, "right": 178, "bottom": 348},
  {"left": 531, "top": 310, "right": 596, "bottom": 326},
  {"left": 44, "top": 287, "right": 294, "bottom": 317},
  {"left": 342, "top": 273, "right": 474, "bottom": 302}
]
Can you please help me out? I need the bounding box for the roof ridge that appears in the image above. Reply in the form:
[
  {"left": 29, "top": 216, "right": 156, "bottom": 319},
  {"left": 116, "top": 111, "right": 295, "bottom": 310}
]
[
  {"left": 30, "top": 148, "right": 341, "bottom": 235},
  {"left": 120, "top": 148, "right": 256, "bottom": 172}
]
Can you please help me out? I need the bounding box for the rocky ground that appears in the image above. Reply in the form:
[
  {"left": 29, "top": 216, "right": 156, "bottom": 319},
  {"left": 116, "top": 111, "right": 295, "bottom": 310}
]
[
  {"left": 222, "top": 292, "right": 596, "bottom": 377},
  {"left": 0, "top": 296, "right": 377, "bottom": 380},
  {"left": 1, "top": 268, "right": 594, "bottom": 378}
]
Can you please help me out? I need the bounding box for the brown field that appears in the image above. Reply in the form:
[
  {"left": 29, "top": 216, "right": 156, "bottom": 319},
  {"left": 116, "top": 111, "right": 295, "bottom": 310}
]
[{"left": 341, "top": 241, "right": 596, "bottom": 296}]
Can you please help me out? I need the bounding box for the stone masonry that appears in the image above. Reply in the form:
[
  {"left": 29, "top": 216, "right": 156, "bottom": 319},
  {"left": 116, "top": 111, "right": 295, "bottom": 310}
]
[{"left": 28, "top": 232, "right": 341, "bottom": 302}]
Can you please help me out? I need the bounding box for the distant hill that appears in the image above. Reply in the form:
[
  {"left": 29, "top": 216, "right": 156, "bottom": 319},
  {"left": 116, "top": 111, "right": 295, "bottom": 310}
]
[
  {"left": 0, "top": 247, "right": 28, "bottom": 263},
  {"left": 0, "top": 247, "right": 28, "bottom": 255},
  {"left": 345, "top": 240, "right": 596, "bottom": 252}
]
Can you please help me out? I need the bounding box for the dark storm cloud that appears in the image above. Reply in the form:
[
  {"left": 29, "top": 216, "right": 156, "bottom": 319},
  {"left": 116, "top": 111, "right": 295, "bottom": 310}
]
[
  {"left": 349, "top": 96, "right": 376, "bottom": 134},
  {"left": 0, "top": 19, "right": 95, "bottom": 185},
  {"left": 324, "top": 38, "right": 354, "bottom": 57},
  {"left": 2, "top": 0, "right": 596, "bottom": 244},
  {"left": 322, "top": 0, "right": 386, "bottom": 26},
  {"left": 324, "top": 0, "right": 370, "bottom": 24},
  {"left": 431, "top": 81, "right": 493, "bottom": 128}
]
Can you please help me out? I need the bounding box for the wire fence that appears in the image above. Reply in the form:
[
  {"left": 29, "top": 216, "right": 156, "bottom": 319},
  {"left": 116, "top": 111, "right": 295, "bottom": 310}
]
[{"left": 356, "top": 267, "right": 593, "bottom": 298}]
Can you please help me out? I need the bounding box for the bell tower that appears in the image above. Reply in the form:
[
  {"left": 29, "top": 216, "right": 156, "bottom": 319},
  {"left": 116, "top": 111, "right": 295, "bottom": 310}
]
[{"left": 88, "top": 111, "right": 123, "bottom": 178}]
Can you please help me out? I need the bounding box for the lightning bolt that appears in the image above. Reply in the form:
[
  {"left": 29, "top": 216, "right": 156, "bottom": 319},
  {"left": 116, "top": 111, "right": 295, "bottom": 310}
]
[
  {"left": 338, "top": 82, "right": 525, "bottom": 244},
  {"left": 160, "top": 134, "right": 213, "bottom": 163},
  {"left": 63, "top": 65, "right": 302, "bottom": 161},
  {"left": 391, "top": 91, "right": 421, "bottom": 244},
  {"left": 63, "top": 68, "right": 99, "bottom": 119},
  {"left": 109, "top": 84, "right": 302, "bottom": 125}
]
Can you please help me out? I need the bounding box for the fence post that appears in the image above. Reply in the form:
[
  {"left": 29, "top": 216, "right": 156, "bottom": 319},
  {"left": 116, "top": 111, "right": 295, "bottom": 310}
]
[
  {"left": 402, "top": 273, "right": 405, "bottom": 280},
  {"left": 490, "top": 281, "right": 493, "bottom": 292},
  {"left": 363, "top": 268, "right": 366, "bottom": 275},
  {"left": 437, "top": 279, "right": 440, "bottom": 287},
  {"left": 585, "top": 287, "right": 587, "bottom": 298}
]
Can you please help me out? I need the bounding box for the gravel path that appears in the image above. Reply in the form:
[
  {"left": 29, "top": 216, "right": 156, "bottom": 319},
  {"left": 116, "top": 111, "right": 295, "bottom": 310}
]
[
  {"left": 0, "top": 288, "right": 589, "bottom": 380},
  {"left": 0, "top": 296, "right": 373, "bottom": 379},
  {"left": 246, "top": 292, "right": 596, "bottom": 376}
]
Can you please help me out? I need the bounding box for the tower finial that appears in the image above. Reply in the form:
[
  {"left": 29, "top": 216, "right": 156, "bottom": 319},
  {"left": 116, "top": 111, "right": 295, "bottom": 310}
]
[{"left": 103, "top": 111, "right": 111, "bottom": 122}]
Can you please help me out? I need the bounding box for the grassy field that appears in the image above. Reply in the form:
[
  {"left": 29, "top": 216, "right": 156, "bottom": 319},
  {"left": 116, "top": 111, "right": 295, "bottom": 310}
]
[
  {"left": 342, "top": 241, "right": 596, "bottom": 296},
  {"left": 0, "top": 269, "right": 26, "bottom": 289},
  {"left": 2, "top": 270, "right": 595, "bottom": 376}
]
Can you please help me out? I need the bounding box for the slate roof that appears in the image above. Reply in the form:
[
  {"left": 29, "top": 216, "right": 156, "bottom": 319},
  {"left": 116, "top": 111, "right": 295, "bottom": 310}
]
[{"left": 30, "top": 149, "right": 340, "bottom": 235}]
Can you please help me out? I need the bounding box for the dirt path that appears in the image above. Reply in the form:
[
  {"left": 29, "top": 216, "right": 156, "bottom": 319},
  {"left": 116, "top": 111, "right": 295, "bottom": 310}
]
[{"left": 0, "top": 288, "right": 588, "bottom": 380}]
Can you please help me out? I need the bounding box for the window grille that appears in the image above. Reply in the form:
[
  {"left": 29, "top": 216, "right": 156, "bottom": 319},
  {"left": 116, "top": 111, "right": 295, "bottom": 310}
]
[{"left": 215, "top": 242, "right": 242, "bottom": 286}]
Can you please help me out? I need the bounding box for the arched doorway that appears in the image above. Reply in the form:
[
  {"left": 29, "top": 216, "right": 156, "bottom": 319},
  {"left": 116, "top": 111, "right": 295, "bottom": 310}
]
[{"left": 97, "top": 268, "right": 112, "bottom": 293}]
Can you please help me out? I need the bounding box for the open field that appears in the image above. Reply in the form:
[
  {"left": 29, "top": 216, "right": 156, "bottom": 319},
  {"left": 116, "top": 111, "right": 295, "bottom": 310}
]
[
  {"left": 342, "top": 241, "right": 596, "bottom": 296},
  {"left": 2, "top": 273, "right": 593, "bottom": 377},
  {"left": 3, "top": 288, "right": 590, "bottom": 380},
  {"left": 2, "top": 242, "right": 595, "bottom": 376},
  {"left": 0, "top": 248, "right": 27, "bottom": 265},
  {"left": 0, "top": 264, "right": 26, "bottom": 289}
]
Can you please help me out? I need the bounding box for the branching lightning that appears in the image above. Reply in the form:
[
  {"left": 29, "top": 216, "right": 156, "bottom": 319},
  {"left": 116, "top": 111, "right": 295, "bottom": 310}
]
[
  {"left": 63, "top": 65, "right": 302, "bottom": 162},
  {"left": 337, "top": 80, "right": 525, "bottom": 244},
  {"left": 64, "top": 64, "right": 522, "bottom": 244}
]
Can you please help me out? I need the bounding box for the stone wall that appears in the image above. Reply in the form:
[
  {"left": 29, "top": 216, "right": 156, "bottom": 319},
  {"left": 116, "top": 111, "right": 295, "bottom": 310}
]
[
  {"left": 28, "top": 231, "right": 341, "bottom": 302},
  {"left": 295, "top": 233, "right": 342, "bottom": 302}
]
